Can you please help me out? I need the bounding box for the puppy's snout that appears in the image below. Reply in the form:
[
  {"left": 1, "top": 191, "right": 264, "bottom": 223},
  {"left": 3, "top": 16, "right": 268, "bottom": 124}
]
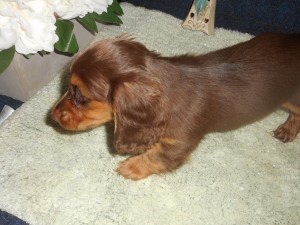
[
  {"left": 51, "top": 105, "right": 71, "bottom": 123},
  {"left": 51, "top": 107, "right": 62, "bottom": 123},
  {"left": 51, "top": 91, "right": 70, "bottom": 122}
]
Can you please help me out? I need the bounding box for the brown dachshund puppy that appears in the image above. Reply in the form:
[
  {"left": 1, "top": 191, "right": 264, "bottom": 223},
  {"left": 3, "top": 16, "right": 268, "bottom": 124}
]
[{"left": 52, "top": 33, "right": 300, "bottom": 180}]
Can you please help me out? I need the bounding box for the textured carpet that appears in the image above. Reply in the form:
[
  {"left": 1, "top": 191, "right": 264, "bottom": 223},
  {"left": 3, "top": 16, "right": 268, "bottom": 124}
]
[{"left": 0, "top": 3, "right": 299, "bottom": 225}]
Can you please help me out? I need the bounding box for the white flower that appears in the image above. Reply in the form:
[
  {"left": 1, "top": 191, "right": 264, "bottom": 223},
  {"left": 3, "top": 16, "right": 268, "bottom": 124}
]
[
  {"left": 0, "top": 2, "right": 18, "bottom": 50},
  {"left": 0, "top": 0, "right": 113, "bottom": 54},
  {"left": 0, "top": 15, "right": 18, "bottom": 51},
  {"left": 0, "top": 0, "right": 58, "bottom": 54},
  {"left": 50, "top": 0, "right": 113, "bottom": 20},
  {"left": 85, "top": 0, "right": 113, "bottom": 15}
]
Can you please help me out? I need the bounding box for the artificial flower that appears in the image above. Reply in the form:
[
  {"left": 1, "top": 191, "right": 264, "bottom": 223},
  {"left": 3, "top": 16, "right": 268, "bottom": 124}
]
[
  {"left": 50, "top": 0, "right": 113, "bottom": 20},
  {"left": 0, "top": 0, "right": 122, "bottom": 74},
  {"left": 0, "top": 0, "right": 58, "bottom": 54}
]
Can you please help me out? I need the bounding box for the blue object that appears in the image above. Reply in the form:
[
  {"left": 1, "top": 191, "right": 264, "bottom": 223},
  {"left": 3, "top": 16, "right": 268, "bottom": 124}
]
[
  {"left": 0, "top": 95, "right": 23, "bottom": 112},
  {"left": 0, "top": 210, "right": 28, "bottom": 225}
]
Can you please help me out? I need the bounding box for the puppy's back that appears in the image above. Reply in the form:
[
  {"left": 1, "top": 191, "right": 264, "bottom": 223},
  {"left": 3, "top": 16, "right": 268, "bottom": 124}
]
[
  {"left": 163, "top": 34, "right": 300, "bottom": 132},
  {"left": 210, "top": 34, "right": 300, "bottom": 130}
]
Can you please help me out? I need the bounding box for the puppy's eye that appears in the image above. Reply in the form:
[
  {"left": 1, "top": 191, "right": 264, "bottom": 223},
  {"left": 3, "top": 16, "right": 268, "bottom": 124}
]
[{"left": 72, "top": 86, "right": 91, "bottom": 107}]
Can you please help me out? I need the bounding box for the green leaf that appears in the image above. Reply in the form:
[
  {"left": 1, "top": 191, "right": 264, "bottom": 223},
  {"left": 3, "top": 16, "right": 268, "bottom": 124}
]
[
  {"left": 54, "top": 20, "right": 79, "bottom": 54},
  {"left": 110, "top": 0, "right": 124, "bottom": 15},
  {"left": 0, "top": 46, "right": 15, "bottom": 74},
  {"left": 93, "top": 0, "right": 123, "bottom": 24},
  {"left": 93, "top": 11, "right": 122, "bottom": 25},
  {"left": 76, "top": 13, "right": 98, "bottom": 34},
  {"left": 38, "top": 50, "right": 50, "bottom": 57},
  {"left": 23, "top": 54, "right": 31, "bottom": 59}
]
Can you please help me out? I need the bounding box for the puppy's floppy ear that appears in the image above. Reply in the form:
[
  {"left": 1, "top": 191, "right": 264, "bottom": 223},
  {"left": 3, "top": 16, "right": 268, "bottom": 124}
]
[{"left": 112, "top": 74, "right": 167, "bottom": 154}]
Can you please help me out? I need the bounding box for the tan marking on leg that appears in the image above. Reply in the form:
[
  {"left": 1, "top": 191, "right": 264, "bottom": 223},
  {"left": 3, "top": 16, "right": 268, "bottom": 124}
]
[
  {"left": 160, "top": 137, "right": 181, "bottom": 145},
  {"left": 282, "top": 102, "right": 300, "bottom": 115},
  {"left": 116, "top": 143, "right": 167, "bottom": 180}
]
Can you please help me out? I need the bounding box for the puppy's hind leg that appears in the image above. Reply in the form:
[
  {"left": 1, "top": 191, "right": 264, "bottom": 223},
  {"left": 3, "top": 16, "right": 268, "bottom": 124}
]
[{"left": 274, "top": 102, "right": 300, "bottom": 142}]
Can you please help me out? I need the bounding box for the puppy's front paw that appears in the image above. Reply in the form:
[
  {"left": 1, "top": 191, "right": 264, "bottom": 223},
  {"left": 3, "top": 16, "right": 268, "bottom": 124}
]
[
  {"left": 116, "top": 156, "right": 154, "bottom": 180},
  {"left": 116, "top": 149, "right": 168, "bottom": 180}
]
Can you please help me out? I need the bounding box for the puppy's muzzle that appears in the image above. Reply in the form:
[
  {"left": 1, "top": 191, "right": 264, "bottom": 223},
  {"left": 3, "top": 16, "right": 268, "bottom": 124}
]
[{"left": 51, "top": 91, "right": 71, "bottom": 125}]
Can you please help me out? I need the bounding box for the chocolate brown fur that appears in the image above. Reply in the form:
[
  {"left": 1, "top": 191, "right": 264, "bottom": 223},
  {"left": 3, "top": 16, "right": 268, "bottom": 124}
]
[{"left": 52, "top": 33, "right": 300, "bottom": 180}]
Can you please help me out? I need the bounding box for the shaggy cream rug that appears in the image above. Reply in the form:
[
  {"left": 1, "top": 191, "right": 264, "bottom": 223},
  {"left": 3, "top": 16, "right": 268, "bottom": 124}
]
[{"left": 0, "top": 3, "right": 299, "bottom": 225}]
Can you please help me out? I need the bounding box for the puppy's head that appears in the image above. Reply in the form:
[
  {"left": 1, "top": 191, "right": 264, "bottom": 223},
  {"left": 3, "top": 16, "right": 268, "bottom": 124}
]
[
  {"left": 51, "top": 72, "right": 113, "bottom": 131},
  {"left": 51, "top": 36, "right": 167, "bottom": 152}
]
